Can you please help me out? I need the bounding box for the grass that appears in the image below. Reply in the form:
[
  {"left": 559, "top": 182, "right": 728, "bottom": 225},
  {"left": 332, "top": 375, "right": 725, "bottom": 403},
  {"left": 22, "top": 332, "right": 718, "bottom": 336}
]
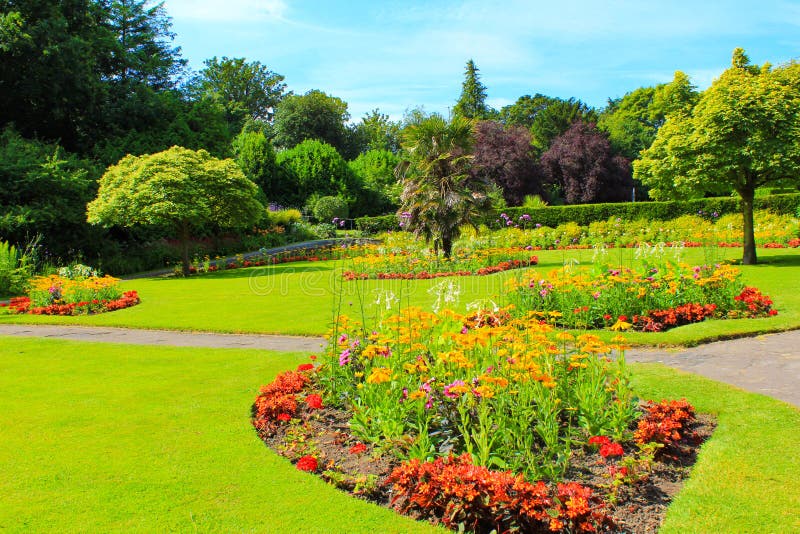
[
  {"left": 630, "top": 363, "right": 800, "bottom": 533},
  {"left": 1, "top": 336, "right": 797, "bottom": 532},
  {"left": 2, "top": 247, "right": 799, "bottom": 346},
  {"left": 0, "top": 337, "right": 437, "bottom": 533}
]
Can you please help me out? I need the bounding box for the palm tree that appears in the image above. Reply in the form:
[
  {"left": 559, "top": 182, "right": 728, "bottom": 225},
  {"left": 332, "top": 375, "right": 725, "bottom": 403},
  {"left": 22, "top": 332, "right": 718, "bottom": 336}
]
[{"left": 395, "top": 114, "right": 492, "bottom": 258}]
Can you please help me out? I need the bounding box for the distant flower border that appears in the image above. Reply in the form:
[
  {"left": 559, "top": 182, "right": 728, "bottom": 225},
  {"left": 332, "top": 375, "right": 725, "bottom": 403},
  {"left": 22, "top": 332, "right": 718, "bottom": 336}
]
[{"left": 2, "top": 291, "right": 140, "bottom": 316}]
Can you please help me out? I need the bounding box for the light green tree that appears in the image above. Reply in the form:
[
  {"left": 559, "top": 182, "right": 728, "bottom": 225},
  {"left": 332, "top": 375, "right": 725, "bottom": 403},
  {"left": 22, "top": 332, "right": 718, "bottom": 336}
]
[
  {"left": 395, "top": 115, "right": 492, "bottom": 258},
  {"left": 87, "top": 146, "right": 263, "bottom": 275},
  {"left": 634, "top": 49, "right": 800, "bottom": 264},
  {"left": 453, "top": 59, "right": 493, "bottom": 120}
]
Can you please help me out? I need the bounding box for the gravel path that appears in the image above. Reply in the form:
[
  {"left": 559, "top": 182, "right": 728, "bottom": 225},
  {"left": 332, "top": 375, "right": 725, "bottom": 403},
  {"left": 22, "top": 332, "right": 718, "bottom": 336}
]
[{"left": 1, "top": 324, "right": 797, "bottom": 408}]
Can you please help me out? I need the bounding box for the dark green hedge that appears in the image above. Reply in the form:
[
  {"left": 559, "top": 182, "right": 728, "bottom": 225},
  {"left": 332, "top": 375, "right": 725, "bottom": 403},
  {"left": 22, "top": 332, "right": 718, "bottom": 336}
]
[
  {"left": 481, "top": 193, "right": 800, "bottom": 229},
  {"left": 353, "top": 194, "right": 800, "bottom": 235}
]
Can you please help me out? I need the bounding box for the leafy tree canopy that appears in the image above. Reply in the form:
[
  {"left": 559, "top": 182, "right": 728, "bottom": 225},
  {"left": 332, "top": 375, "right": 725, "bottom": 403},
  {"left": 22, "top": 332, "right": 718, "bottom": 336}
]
[
  {"left": 275, "top": 139, "right": 356, "bottom": 207},
  {"left": 189, "top": 56, "right": 287, "bottom": 131},
  {"left": 634, "top": 49, "right": 800, "bottom": 264},
  {"left": 472, "top": 121, "right": 546, "bottom": 206},
  {"left": 530, "top": 98, "right": 597, "bottom": 154},
  {"left": 272, "top": 90, "right": 350, "bottom": 154},
  {"left": 541, "top": 122, "right": 632, "bottom": 205},
  {"left": 87, "top": 146, "right": 263, "bottom": 274}
]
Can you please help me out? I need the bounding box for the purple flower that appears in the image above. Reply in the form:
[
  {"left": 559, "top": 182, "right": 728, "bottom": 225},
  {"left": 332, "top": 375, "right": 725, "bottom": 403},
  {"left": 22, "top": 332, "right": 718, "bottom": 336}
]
[
  {"left": 539, "top": 289, "right": 548, "bottom": 297},
  {"left": 525, "top": 245, "right": 533, "bottom": 250},
  {"left": 535, "top": 223, "right": 542, "bottom": 229},
  {"left": 338, "top": 348, "right": 351, "bottom": 366},
  {"left": 461, "top": 326, "right": 468, "bottom": 334},
  {"left": 338, "top": 333, "right": 348, "bottom": 344},
  {"left": 506, "top": 220, "right": 513, "bottom": 226}
]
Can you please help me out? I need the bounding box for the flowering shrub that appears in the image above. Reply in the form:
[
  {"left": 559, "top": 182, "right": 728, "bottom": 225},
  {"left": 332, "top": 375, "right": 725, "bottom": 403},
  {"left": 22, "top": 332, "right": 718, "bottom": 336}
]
[
  {"left": 251, "top": 366, "right": 323, "bottom": 436},
  {"left": 27, "top": 274, "right": 123, "bottom": 308},
  {"left": 387, "top": 453, "right": 613, "bottom": 533},
  {"left": 507, "top": 261, "right": 776, "bottom": 331},
  {"left": 634, "top": 399, "right": 696, "bottom": 452}
]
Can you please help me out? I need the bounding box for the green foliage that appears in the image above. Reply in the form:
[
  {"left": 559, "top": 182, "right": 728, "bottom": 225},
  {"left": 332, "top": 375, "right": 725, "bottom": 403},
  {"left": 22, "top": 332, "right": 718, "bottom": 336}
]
[
  {"left": 189, "top": 56, "right": 287, "bottom": 132},
  {"left": 87, "top": 146, "right": 263, "bottom": 274},
  {"left": 354, "top": 214, "right": 399, "bottom": 234},
  {"left": 397, "top": 114, "right": 492, "bottom": 257},
  {"left": 0, "top": 127, "right": 99, "bottom": 257},
  {"left": 232, "top": 131, "right": 285, "bottom": 203},
  {"left": 348, "top": 149, "right": 401, "bottom": 215},
  {"left": 275, "top": 139, "right": 356, "bottom": 207},
  {"left": 0, "top": 239, "right": 32, "bottom": 296},
  {"left": 263, "top": 208, "right": 302, "bottom": 228},
  {"left": 351, "top": 109, "right": 401, "bottom": 153},
  {"left": 498, "top": 94, "right": 552, "bottom": 128},
  {"left": 635, "top": 49, "right": 800, "bottom": 264},
  {"left": 473, "top": 194, "right": 800, "bottom": 229},
  {"left": 272, "top": 90, "right": 351, "bottom": 155},
  {"left": 453, "top": 59, "right": 493, "bottom": 120},
  {"left": 529, "top": 98, "right": 597, "bottom": 153},
  {"left": 313, "top": 196, "right": 349, "bottom": 223},
  {"left": 522, "top": 195, "right": 548, "bottom": 209}
]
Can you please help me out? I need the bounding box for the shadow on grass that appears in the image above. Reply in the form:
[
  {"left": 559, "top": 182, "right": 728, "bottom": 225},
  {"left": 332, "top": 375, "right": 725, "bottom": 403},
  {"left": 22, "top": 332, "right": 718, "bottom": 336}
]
[{"left": 746, "top": 254, "right": 800, "bottom": 268}]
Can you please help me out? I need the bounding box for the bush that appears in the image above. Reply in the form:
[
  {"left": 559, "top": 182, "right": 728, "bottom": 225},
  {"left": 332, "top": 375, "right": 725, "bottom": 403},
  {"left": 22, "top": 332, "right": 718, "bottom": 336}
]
[
  {"left": 313, "top": 196, "right": 349, "bottom": 223},
  {"left": 263, "top": 208, "right": 302, "bottom": 228},
  {"left": 0, "top": 240, "right": 32, "bottom": 296},
  {"left": 355, "top": 214, "right": 400, "bottom": 234}
]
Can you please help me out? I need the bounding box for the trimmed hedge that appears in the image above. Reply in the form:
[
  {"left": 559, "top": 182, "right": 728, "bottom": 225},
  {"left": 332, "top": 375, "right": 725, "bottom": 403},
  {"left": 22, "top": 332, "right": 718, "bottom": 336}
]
[
  {"left": 482, "top": 194, "right": 800, "bottom": 229},
  {"left": 353, "top": 194, "right": 800, "bottom": 235}
]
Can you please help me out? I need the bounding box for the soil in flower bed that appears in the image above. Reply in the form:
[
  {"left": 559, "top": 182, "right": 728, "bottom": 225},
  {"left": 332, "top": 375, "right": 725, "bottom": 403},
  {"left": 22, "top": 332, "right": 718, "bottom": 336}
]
[{"left": 256, "top": 401, "right": 715, "bottom": 534}]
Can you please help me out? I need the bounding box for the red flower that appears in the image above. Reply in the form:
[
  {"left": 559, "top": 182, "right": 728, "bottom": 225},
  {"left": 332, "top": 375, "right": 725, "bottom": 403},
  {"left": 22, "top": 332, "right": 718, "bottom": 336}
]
[
  {"left": 305, "top": 394, "right": 323, "bottom": 410},
  {"left": 276, "top": 413, "right": 291, "bottom": 422},
  {"left": 599, "top": 442, "right": 624, "bottom": 458},
  {"left": 296, "top": 455, "right": 318, "bottom": 472},
  {"left": 349, "top": 443, "right": 368, "bottom": 454},
  {"left": 297, "top": 363, "right": 314, "bottom": 371},
  {"left": 588, "top": 435, "right": 611, "bottom": 446}
]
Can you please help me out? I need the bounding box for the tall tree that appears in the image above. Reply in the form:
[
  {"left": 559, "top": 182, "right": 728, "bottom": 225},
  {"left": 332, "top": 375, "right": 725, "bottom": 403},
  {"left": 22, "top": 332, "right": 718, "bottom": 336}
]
[
  {"left": 190, "top": 56, "right": 286, "bottom": 131},
  {"left": 103, "top": 0, "right": 186, "bottom": 90},
  {"left": 396, "top": 115, "right": 491, "bottom": 258},
  {"left": 232, "top": 130, "right": 284, "bottom": 203},
  {"left": 272, "top": 90, "right": 350, "bottom": 154},
  {"left": 351, "top": 109, "right": 401, "bottom": 153},
  {"left": 87, "top": 146, "right": 263, "bottom": 275},
  {"left": 634, "top": 49, "right": 800, "bottom": 264},
  {"left": 453, "top": 59, "right": 493, "bottom": 120},
  {"left": 498, "top": 94, "right": 553, "bottom": 128},
  {"left": 0, "top": 0, "right": 108, "bottom": 151},
  {"left": 472, "top": 121, "right": 546, "bottom": 205},
  {"left": 275, "top": 139, "right": 357, "bottom": 207},
  {"left": 530, "top": 98, "right": 597, "bottom": 154},
  {"left": 598, "top": 87, "right": 659, "bottom": 160},
  {"left": 541, "top": 122, "right": 632, "bottom": 204}
]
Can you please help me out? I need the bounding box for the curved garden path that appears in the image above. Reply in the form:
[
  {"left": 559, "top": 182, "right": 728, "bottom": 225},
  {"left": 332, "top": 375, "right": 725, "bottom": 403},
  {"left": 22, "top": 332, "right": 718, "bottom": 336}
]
[{"left": 0, "top": 324, "right": 798, "bottom": 408}]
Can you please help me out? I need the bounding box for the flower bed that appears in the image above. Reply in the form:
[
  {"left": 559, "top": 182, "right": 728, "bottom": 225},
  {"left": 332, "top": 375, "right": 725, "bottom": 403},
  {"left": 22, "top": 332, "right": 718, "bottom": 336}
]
[
  {"left": 1, "top": 274, "right": 140, "bottom": 316},
  {"left": 251, "top": 312, "right": 713, "bottom": 533},
  {"left": 507, "top": 262, "right": 776, "bottom": 332},
  {"left": 342, "top": 246, "right": 539, "bottom": 280}
]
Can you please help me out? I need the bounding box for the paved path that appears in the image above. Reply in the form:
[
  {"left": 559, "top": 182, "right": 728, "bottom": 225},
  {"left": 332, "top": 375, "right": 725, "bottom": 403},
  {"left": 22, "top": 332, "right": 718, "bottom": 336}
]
[
  {"left": 1, "top": 324, "right": 798, "bottom": 408},
  {"left": 626, "top": 330, "right": 800, "bottom": 408},
  {"left": 0, "top": 324, "right": 326, "bottom": 353}
]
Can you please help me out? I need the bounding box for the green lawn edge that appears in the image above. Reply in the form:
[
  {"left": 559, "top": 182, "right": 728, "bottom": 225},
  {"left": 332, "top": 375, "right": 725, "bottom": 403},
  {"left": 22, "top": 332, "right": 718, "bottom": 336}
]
[{"left": 1, "top": 337, "right": 798, "bottom": 532}]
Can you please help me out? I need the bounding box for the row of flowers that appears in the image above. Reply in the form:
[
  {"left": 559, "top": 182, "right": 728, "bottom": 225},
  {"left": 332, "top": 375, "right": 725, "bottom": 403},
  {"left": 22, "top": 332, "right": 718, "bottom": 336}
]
[
  {"left": 342, "top": 257, "right": 539, "bottom": 281},
  {"left": 2, "top": 290, "right": 140, "bottom": 315},
  {"left": 506, "top": 261, "right": 776, "bottom": 331}
]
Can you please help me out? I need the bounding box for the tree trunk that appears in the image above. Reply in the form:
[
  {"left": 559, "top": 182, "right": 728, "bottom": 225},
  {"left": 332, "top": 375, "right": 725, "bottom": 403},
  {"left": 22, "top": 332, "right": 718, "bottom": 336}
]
[
  {"left": 740, "top": 185, "right": 757, "bottom": 265},
  {"left": 180, "top": 221, "right": 192, "bottom": 276},
  {"left": 442, "top": 234, "right": 453, "bottom": 259}
]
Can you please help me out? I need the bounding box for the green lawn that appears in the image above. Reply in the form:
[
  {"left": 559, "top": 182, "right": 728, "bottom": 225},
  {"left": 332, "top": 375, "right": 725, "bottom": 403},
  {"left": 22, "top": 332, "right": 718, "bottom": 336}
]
[
  {"left": 2, "top": 248, "right": 799, "bottom": 346},
  {"left": 1, "top": 337, "right": 797, "bottom": 532}
]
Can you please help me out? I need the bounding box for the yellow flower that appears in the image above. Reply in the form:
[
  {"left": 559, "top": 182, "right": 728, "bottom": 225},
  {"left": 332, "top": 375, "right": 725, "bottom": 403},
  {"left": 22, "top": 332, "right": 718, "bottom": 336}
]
[
  {"left": 473, "top": 385, "right": 495, "bottom": 398},
  {"left": 555, "top": 332, "right": 574, "bottom": 341},
  {"left": 366, "top": 367, "right": 392, "bottom": 384},
  {"left": 610, "top": 320, "right": 632, "bottom": 331},
  {"left": 408, "top": 390, "right": 427, "bottom": 401}
]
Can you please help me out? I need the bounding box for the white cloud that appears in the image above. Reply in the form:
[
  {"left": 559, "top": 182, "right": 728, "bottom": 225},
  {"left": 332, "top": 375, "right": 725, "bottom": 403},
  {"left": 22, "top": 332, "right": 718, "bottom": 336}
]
[{"left": 165, "top": 0, "right": 287, "bottom": 22}]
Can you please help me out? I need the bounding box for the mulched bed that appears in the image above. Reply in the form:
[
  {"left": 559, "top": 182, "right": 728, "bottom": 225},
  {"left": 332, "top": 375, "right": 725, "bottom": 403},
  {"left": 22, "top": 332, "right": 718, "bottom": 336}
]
[{"left": 257, "top": 402, "right": 715, "bottom": 534}]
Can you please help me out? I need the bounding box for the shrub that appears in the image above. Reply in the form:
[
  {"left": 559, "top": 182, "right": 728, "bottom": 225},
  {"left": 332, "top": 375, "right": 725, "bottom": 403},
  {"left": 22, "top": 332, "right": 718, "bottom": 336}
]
[
  {"left": 263, "top": 208, "right": 302, "bottom": 228},
  {"left": 313, "top": 196, "right": 349, "bottom": 223},
  {"left": 0, "top": 240, "right": 32, "bottom": 296}
]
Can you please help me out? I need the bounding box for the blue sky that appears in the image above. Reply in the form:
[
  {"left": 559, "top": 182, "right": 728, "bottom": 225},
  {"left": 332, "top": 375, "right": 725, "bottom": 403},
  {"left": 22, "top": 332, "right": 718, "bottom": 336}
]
[{"left": 164, "top": 0, "right": 800, "bottom": 122}]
